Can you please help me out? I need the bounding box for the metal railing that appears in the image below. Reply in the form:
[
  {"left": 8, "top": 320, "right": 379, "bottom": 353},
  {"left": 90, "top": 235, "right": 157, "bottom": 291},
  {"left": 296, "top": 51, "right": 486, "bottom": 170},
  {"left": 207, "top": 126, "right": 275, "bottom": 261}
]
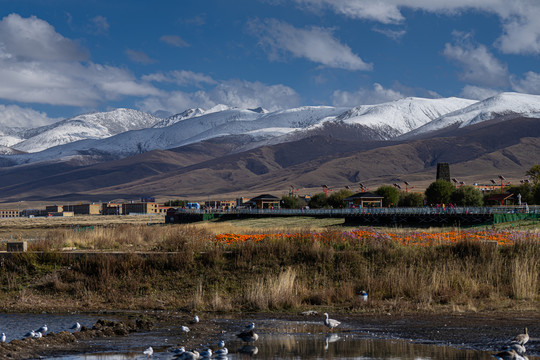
[{"left": 172, "top": 205, "right": 539, "bottom": 216}]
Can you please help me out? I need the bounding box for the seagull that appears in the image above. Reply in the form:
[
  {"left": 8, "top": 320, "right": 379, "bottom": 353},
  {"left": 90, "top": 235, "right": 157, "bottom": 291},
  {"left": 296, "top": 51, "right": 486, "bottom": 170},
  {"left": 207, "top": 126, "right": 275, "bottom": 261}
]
[
  {"left": 236, "top": 329, "right": 259, "bottom": 342},
  {"left": 492, "top": 349, "right": 527, "bottom": 360},
  {"left": 143, "top": 346, "right": 153, "bottom": 358},
  {"left": 179, "top": 350, "right": 200, "bottom": 359},
  {"left": 70, "top": 322, "right": 81, "bottom": 332},
  {"left": 245, "top": 322, "right": 255, "bottom": 331},
  {"left": 214, "top": 340, "right": 228, "bottom": 356},
  {"left": 199, "top": 349, "right": 212, "bottom": 358},
  {"left": 323, "top": 313, "right": 341, "bottom": 331},
  {"left": 505, "top": 341, "right": 526, "bottom": 356},
  {"left": 36, "top": 325, "right": 48, "bottom": 334},
  {"left": 33, "top": 331, "right": 42, "bottom": 339},
  {"left": 1, "top": 333, "right": 6, "bottom": 342},
  {"left": 172, "top": 346, "right": 186, "bottom": 354},
  {"left": 513, "top": 328, "right": 529, "bottom": 345},
  {"left": 190, "top": 315, "right": 199, "bottom": 324},
  {"left": 181, "top": 325, "right": 190, "bottom": 333},
  {"left": 23, "top": 330, "right": 36, "bottom": 339}
]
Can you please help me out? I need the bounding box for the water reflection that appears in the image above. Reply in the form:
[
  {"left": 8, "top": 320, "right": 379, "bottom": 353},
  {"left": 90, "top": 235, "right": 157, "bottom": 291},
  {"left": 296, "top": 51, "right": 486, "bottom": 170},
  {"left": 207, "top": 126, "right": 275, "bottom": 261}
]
[{"left": 51, "top": 333, "right": 507, "bottom": 360}]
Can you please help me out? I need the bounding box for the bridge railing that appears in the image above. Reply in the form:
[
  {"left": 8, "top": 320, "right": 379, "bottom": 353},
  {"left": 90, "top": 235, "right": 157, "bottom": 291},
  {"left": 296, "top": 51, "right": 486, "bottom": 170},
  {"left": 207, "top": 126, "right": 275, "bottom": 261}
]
[{"left": 172, "top": 205, "right": 539, "bottom": 216}]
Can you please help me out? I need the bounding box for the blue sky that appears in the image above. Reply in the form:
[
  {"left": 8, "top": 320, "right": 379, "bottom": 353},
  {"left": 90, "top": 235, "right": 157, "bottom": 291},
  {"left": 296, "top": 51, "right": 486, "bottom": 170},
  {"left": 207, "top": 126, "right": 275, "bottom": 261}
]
[{"left": 1, "top": 0, "right": 539, "bottom": 127}]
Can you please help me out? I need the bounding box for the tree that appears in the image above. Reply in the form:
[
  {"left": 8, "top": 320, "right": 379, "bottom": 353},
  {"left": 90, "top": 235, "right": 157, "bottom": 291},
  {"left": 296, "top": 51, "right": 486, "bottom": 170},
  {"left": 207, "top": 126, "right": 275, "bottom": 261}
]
[
  {"left": 281, "top": 195, "right": 307, "bottom": 209},
  {"left": 308, "top": 193, "right": 328, "bottom": 209},
  {"left": 450, "top": 185, "right": 483, "bottom": 206},
  {"left": 525, "top": 164, "right": 540, "bottom": 185},
  {"left": 327, "top": 189, "right": 353, "bottom": 208},
  {"left": 509, "top": 184, "right": 534, "bottom": 205},
  {"left": 425, "top": 180, "right": 454, "bottom": 205},
  {"left": 375, "top": 185, "right": 400, "bottom": 207},
  {"left": 399, "top": 192, "right": 424, "bottom": 207}
]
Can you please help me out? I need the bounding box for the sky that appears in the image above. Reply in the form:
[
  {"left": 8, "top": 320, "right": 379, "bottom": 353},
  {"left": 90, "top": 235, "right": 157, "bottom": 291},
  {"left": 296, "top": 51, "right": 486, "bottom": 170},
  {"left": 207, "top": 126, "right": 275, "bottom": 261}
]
[{"left": 1, "top": 0, "right": 540, "bottom": 128}]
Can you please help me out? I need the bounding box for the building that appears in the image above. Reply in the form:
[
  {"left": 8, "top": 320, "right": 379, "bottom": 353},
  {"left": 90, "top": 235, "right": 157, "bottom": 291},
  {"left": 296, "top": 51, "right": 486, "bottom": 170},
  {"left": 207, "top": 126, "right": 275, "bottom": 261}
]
[
  {"left": 122, "top": 202, "right": 159, "bottom": 214},
  {"left": 204, "top": 199, "right": 237, "bottom": 209},
  {"left": 45, "top": 205, "right": 63, "bottom": 213},
  {"left": 250, "top": 194, "right": 281, "bottom": 209},
  {"left": 485, "top": 193, "right": 515, "bottom": 206},
  {"left": 62, "top": 204, "right": 101, "bottom": 215},
  {"left": 344, "top": 192, "right": 384, "bottom": 208},
  {"left": 0, "top": 209, "right": 21, "bottom": 218},
  {"left": 102, "top": 203, "right": 123, "bottom": 215}
]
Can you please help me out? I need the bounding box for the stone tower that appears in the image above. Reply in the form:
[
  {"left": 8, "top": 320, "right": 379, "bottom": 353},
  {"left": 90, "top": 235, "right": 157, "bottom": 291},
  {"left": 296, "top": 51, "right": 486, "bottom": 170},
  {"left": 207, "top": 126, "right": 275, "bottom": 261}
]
[{"left": 436, "top": 162, "right": 450, "bottom": 182}]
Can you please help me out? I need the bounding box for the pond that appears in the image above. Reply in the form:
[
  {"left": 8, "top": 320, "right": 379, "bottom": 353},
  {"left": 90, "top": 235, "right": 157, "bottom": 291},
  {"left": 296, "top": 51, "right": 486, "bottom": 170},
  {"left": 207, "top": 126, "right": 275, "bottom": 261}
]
[{"left": 0, "top": 314, "right": 536, "bottom": 360}]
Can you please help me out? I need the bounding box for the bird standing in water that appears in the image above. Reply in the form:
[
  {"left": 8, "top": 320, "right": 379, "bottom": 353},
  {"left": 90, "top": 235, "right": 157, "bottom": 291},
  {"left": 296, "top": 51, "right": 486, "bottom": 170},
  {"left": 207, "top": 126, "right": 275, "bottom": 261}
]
[{"left": 323, "top": 313, "right": 341, "bottom": 331}]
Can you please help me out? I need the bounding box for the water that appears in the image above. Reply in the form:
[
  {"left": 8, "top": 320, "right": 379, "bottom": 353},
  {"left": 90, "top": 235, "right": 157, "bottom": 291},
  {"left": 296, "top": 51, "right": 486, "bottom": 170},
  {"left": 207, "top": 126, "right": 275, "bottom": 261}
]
[
  {"left": 1, "top": 314, "right": 536, "bottom": 360},
  {"left": 0, "top": 313, "right": 111, "bottom": 342},
  {"left": 51, "top": 334, "right": 498, "bottom": 359}
]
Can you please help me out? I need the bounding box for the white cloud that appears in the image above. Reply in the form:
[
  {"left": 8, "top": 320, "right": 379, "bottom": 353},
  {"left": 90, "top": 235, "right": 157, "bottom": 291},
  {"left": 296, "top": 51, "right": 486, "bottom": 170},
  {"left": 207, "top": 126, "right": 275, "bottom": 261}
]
[
  {"left": 91, "top": 15, "right": 109, "bottom": 35},
  {"left": 125, "top": 49, "right": 156, "bottom": 64},
  {"left": 293, "top": 0, "right": 540, "bottom": 55},
  {"left": 460, "top": 85, "right": 500, "bottom": 100},
  {"left": 138, "top": 79, "right": 301, "bottom": 114},
  {"left": 248, "top": 18, "right": 372, "bottom": 71},
  {"left": 332, "top": 83, "right": 404, "bottom": 107},
  {"left": 443, "top": 32, "right": 509, "bottom": 87},
  {"left": 0, "top": 13, "right": 88, "bottom": 61},
  {"left": 160, "top": 35, "right": 190, "bottom": 48},
  {"left": 372, "top": 26, "right": 406, "bottom": 41},
  {"left": 511, "top": 71, "right": 540, "bottom": 94},
  {"left": 143, "top": 70, "right": 217, "bottom": 87},
  {"left": 0, "top": 14, "right": 160, "bottom": 108},
  {"left": 0, "top": 104, "right": 61, "bottom": 128}
]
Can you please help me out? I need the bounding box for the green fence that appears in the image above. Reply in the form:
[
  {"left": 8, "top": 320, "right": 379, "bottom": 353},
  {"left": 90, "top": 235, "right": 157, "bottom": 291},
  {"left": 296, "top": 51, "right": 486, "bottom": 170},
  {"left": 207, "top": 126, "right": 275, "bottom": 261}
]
[{"left": 493, "top": 213, "right": 539, "bottom": 224}]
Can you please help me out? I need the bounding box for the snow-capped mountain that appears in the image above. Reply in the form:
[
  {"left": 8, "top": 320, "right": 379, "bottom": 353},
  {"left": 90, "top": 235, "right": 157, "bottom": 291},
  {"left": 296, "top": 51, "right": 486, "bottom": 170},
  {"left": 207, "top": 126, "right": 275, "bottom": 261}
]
[
  {"left": 12, "top": 108, "right": 161, "bottom": 153},
  {"left": 405, "top": 92, "right": 540, "bottom": 137},
  {"left": 336, "top": 97, "right": 477, "bottom": 138},
  {"left": 153, "top": 107, "right": 205, "bottom": 128},
  {"left": 3, "top": 92, "right": 540, "bottom": 167}
]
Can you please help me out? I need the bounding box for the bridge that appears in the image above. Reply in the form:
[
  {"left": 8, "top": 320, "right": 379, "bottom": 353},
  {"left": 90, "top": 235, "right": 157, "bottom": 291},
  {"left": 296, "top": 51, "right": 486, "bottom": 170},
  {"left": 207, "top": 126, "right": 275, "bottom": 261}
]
[{"left": 166, "top": 206, "right": 539, "bottom": 227}]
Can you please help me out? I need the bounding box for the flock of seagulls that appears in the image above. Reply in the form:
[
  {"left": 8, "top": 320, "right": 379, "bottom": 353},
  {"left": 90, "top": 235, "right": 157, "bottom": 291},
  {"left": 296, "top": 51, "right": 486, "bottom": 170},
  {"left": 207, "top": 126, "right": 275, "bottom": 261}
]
[
  {"left": 0, "top": 322, "right": 82, "bottom": 343},
  {"left": 493, "top": 328, "right": 530, "bottom": 360}
]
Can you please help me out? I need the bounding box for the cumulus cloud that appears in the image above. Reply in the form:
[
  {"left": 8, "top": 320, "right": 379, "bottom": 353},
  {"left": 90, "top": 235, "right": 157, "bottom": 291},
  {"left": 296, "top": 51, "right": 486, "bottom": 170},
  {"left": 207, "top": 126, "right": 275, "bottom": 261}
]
[
  {"left": 0, "top": 104, "right": 61, "bottom": 128},
  {"left": 443, "top": 32, "right": 509, "bottom": 87},
  {"left": 0, "top": 14, "right": 159, "bottom": 108},
  {"left": 247, "top": 18, "right": 372, "bottom": 71},
  {"left": 0, "top": 13, "right": 88, "bottom": 61},
  {"left": 372, "top": 26, "right": 406, "bottom": 41},
  {"left": 292, "top": 0, "right": 540, "bottom": 55},
  {"left": 332, "top": 83, "right": 404, "bottom": 107},
  {"left": 511, "top": 71, "right": 540, "bottom": 94},
  {"left": 138, "top": 79, "right": 301, "bottom": 114},
  {"left": 460, "top": 85, "right": 501, "bottom": 100},
  {"left": 160, "top": 35, "right": 190, "bottom": 47}
]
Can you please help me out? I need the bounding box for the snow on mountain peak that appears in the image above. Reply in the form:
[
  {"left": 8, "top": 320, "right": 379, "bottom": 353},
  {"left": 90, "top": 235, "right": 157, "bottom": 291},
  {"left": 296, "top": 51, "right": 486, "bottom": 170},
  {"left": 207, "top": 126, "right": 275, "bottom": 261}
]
[
  {"left": 407, "top": 92, "right": 540, "bottom": 137},
  {"left": 336, "top": 97, "right": 477, "bottom": 138}
]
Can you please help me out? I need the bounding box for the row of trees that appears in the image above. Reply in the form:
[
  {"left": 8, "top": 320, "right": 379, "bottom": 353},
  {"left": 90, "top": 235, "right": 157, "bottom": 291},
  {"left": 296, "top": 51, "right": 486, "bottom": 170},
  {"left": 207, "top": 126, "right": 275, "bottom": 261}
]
[{"left": 281, "top": 165, "right": 540, "bottom": 209}]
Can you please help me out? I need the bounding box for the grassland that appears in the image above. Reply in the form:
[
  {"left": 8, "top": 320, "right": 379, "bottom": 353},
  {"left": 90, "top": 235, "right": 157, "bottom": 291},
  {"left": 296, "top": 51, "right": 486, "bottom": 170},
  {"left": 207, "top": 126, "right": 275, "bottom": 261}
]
[{"left": 0, "top": 215, "right": 538, "bottom": 314}]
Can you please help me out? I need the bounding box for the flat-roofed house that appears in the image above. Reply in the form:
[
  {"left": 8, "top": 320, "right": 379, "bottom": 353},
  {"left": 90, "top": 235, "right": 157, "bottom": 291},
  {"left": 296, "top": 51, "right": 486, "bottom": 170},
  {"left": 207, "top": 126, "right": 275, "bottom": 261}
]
[
  {"left": 344, "top": 192, "right": 384, "bottom": 208},
  {"left": 250, "top": 194, "right": 281, "bottom": 209}
]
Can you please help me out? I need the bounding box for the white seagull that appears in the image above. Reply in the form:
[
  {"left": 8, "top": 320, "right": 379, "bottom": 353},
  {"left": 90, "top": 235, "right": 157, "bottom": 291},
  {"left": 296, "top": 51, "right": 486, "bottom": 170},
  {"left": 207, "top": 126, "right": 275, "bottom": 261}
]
[
  {"left": 1, "top": 333, "right": 6, "bottom": 342},
  {"left": 214, "top": 340, "right": 228, "bottom": 356},
  {"left": 323, "top": 313, "right": 341, "bottom": 331},
  {"left": 199, "top": 349, "right": 212, "bottom": 358},
  {"left": 36, "top": 325, "right": 48, "bottom": 334},
  {"left": 181, "top": 325, "right": 190, "bottom": 333},
  {"left": 33, "top": 331, "right": 42, "bottom": 339},
  {"left": 506, "top": 342, "right": 526, "bottom": 356},
  {"left": 143, "top": 346, "right": 153, "bottom": 358},
  {"left": 179, "top": 350, "right": 200, "bottom": 359},
  {"left": 191, "top": 315, "right": 199, "bottom": 324},
  {"left": 24, "top": 330, "right": 35, "bottom": 339},
  {"left": 245, "top": 322, "right": 255, "bottom": 331},
  {"left": 70, "top": 322, "right": 81, "bottom": 332},
  {"left": 492, "top": 349, "right": 527, "bottom": 360}
]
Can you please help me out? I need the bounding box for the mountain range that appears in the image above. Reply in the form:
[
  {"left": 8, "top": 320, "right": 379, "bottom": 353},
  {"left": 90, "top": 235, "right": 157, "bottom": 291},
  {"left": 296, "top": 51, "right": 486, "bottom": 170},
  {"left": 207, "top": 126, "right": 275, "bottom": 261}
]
[{"left": 0, "top": 92, "right": 539, "bottom": 203}]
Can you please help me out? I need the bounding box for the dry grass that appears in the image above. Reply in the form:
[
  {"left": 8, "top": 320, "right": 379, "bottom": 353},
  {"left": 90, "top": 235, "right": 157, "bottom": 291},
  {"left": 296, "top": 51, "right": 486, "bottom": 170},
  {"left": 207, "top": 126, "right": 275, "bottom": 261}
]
[{"left": 0, "top": 219, "right": 538, "bottom": 313}]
